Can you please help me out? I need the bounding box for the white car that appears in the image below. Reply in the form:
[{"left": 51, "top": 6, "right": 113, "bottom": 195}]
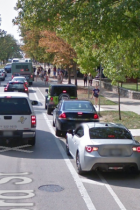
[
  {"left": 66, "top": 122, "right": 140, "bottom": 174},
  {"left": 0, "top": 69, "right": 5, "bottom": 81},
  {"left": 0, "top": 92, "right": 38, "bottom": 146}
]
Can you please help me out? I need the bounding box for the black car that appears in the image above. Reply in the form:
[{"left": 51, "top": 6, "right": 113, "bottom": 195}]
[
  {"left": 4, "top": 63, "right": 12, "bottom": 73},
  {"left": 53, "top": 100, "right": 99, "bottom": 136},
  {"left": 45, "top": 84, "right": 77, "bottom": 115},
  {"left": 4, "top": 81, "right": 29, "bottom": 95}
]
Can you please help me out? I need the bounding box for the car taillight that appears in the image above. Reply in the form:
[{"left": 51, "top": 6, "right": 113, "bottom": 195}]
[
  {"left": 78, "top": 112, "right": 83, "bottom": 115},
  {"left": 31, "top": 74, "right": 33, "bottom": 78},
  {"left": 133, "top": 147, "right": 140, "bottom": 152},
  {"left": 31, "top": 116, "right": 36, "bottom": 127},
  {"left": 93, "top": 114, "right": 99, "bottom": 119},
  {"left": 59, "top": 113, "right": 67, "bottom": 119},
  {"left": 50, "top": 97, "right": 53, "bottom": 101},
  {"left": 2, "top": 73, "right": 4, "bottom": 76},
  {"left": 4, "top": 87, "right": 7, "bottom": 91},
  {"left": 85, "top": 146, "right": 98, "bottom": 153},
  {"left": 24, "top": 84, "right": 28, "bottom": 91},
  {"left": 12, "top": 75, "right": 14, "bottom": 79}
]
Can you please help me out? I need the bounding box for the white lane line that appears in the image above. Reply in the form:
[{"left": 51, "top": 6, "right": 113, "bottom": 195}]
[
  {"left": 33, "top": 87, "right": 97, "bottom": 210},
  {"left": 97, "top": 172, "right": 127, "bottom": 210},
  {"left": 33, "top": 87, "right": 127, "bottom": 210},
  {"left": 43, "top": 113, "right": 96, "bottom": 210},
  {"left": 81, "top": 178, "right": 104, "bottom": 186}
]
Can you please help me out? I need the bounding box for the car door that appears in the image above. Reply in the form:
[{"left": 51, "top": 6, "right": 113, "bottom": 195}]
[
  {"left": 53, "top": 101, "right": 62, "bottom": 126},
  {"left": 70, "top": 126, "right": 84, "bottom": 158}
]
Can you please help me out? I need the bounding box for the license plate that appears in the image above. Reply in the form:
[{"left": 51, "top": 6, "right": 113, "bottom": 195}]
[
  {"left": 109, "top": 167, "right": 123, "bottom": 170},
  {"left": 111, "top": 149, "right": 121, "bottom": 156},
  {"left": 3, "top": 131, "right": 13, "bottom": 136},
  {"left": 14, "top": 90, "right": 18, "bottom": 92}
]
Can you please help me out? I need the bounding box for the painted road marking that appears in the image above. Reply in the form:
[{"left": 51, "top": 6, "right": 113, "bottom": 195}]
[
  {"left": 33, "top": 87, "right": 127, "bottom": 210},
  {"left": 0, "top": 145, "right": 33, "bottom": 153}
]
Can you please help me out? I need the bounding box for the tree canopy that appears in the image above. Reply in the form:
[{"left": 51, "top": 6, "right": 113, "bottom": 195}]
[{"left": 14, "top": 0, "right": 140, "bottom": 83}]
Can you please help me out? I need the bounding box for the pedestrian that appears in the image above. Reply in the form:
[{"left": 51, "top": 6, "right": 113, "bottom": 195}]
[
  {"left": 88, "top": 73, "right": 92, "bottom": 86},
  {"left": 91, "top": 84, "right": 100, "bottom": 107},
  {"left": 83, "top": 73, "right": 87, "bottom": 86},
  {"left": 53, "top": 66, "right": 56, "bottom": 78},
  {"left": 44, "top": 73, "right": 49, "bottom": 86},
  {"left": 57, "top": 72, "right": 63, "bottom": 84},
  {"left": 48, "top": 68, "right": 51, "bottom": 78}
]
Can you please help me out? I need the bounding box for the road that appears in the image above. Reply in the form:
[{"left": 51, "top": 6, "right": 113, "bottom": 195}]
[{"left": 0, "top": 74, "right": 140, "bottom": 210}]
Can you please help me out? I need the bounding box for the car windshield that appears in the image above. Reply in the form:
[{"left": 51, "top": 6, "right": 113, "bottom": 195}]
[
  {"left": 0, "top": 98, "right": 31, "bottom": 115},
  {"left": 89, "top": 127, "right": 132, "bottom": 139},
  {"left": 51, "top": 86, "right": 77, "bottom": 97},
  {"left": 63, "top": 101, "right": 94, "bottom": 111}
]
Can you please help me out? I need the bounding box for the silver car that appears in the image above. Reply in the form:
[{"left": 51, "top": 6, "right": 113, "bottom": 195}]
[
  {"left": 0, "top": 69, "right": 5, "bottom": 81},
  {"left": 66, "top": 122, "right": 140, "bottom": 174}
]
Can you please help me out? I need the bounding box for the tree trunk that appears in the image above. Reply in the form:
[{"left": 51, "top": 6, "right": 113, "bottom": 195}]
[
  {"left": 73, "top": 61, "right": 77, "bottom": 86},
  {"left": 118, "top": 83, "right": 121, "bottom": 120},
  {"left": 68, "top": 68, "right": 71, "bottom": 84}
]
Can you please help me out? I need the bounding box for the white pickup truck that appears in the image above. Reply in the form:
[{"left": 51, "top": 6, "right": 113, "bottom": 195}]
[{"left": 0, "top": 92, "right": 37, "bottom": 146}]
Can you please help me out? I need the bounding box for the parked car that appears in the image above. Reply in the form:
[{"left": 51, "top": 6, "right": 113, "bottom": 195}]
[
  {"left": 0, "top": 69, "right": 5, "bottom": 81},
  {"left": 66, "top": 122, "right": 140, "bottom": 174},
  {"left": 12, "top": 76, "right": 29, "bottom": 87},
  {"left": 53, "top": 100, "right": 99, "bottom": 136},
  {"left": 1, "top": 69, "right": 7, "bottom": 77},
  {"left": 4, "top": 81, "right": 29, "bottom": 95},
  {"left": 4, "top": 63, "right": 12, "bottom": 73},
  {"left": 0, "top": 92, "right": 38, "bottom": 146},
  {"left": 45, "top": 84, "right": 77, "bottom": 115}
]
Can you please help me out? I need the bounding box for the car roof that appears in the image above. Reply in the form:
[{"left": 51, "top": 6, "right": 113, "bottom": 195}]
[
  {"left": 9, "top": 81, "right": 24, "bottom": 84},
  {"left": 61, "top": 99, "right": 91, "bottom": 102},
  {"left": 13, "top": 76, "right": 26, "bottom": 79},
  {"left": 82, "top": 122, "right": 127, "bottom": 129},
  {"left": 0, "top": 92, "right": 28, "bottom": 98},
  {"left": 51, "top": 84, "right": 76, "bottom": 87}
]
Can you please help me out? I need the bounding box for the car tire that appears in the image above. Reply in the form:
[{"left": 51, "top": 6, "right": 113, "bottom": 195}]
[
  {"left": 66, "top": 139, "right": 71, "bottom": 156},
  {"left": 47, "top": 107, "right": 52, "bottom": 115},
  {"left": 28, "top": 137, "right": 36, "bottom": 146},
  {"left": 55, "top": 127, "right": 61, "bottom": 137},
  {"left": 76, "top": 152, "right": 84, "bottom": 175}
]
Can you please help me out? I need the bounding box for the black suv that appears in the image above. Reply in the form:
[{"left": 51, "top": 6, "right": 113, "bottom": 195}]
[{"left": 45, "top": 84, "right": 77, "bottom": 115}]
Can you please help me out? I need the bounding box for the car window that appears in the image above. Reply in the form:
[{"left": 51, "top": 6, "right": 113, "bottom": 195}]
[
  {"left": 8, "top": 83, "right": 24, "bottom": 89},
  {"left": 51, "top": 86, "right": 77, "bottom": 97},
  {"left": 89, "top": 127, "right": 132, "bottom": 139},
  {"left": 63, "top": 101, "right": 94, "bottom": 111},
  {"left": 0, "top": 98, "right": 31, "bottom": 115},
  {"left": 75, "top": 126, "right": 84, "bottom": 138}
]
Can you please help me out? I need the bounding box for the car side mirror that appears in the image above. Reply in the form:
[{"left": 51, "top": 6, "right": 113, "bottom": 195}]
[
  {"left": 67, "top": 129, "right": 74, "bottom": 135},
  {"left": 31, "top": 100, "right": 38, "bottom": 105},
  {"left": 45, "top": 89, "right": 48, "bottom": 93}
]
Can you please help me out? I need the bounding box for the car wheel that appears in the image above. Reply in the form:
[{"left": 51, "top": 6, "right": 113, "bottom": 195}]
[
  {"left": 47, "top": 107, "right": 52, "bottom": 115},
  {"left": 66, "top": 139, "right": 71, "bottom": 156},
  {"left": 76, "top": 152, "right": 84, "bottom": 175},
  {"left": 55, "top": 127, "right": 61, "bottom": 137},
  {"left": 28, "top": 137, "right": 36, "bottom": 146}
]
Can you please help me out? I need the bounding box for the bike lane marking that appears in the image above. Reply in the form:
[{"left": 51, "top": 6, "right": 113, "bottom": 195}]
[{"left": 34, "top": 87, "right": 127, "bottom": 210}]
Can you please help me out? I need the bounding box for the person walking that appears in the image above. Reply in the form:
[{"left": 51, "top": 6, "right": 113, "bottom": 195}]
[
  {"left": 48, "top": 68, "right": 51, "bottom": 78},
  {"left": 83, "top": 73, "right": 87, "bottom": 86},
  {"left": 88, "top": 73, "right": 93, "bottom": 86},
  {"left": 91, "top": 84, "right": 100, "bottom": 107},
  {"left": 44, "top": 73, "right": 49, "bottom": 86}
]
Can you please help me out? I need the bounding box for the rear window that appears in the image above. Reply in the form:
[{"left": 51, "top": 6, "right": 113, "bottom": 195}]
[
  {"left": 15, "top": 65, "right": 29, "bottom": 71},
  {"left": 89, "top": 127, "right": 132, "bottom": 139},
  {"left": 8, "top": 83, "right": 24, "bottom": 89},
  {"left": 63, "top": 101, "right": 94, "bottom": 111},
  {"left": 0, "top": 98, "right": 31, "bottom": 115},
  {"left": 51, "top": 86, "right": 77, "bottom": 97}
]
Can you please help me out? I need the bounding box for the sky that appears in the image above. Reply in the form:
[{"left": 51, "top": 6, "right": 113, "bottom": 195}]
[{"left": 0, "top": 0, "right": 21, "bottom": 42}]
